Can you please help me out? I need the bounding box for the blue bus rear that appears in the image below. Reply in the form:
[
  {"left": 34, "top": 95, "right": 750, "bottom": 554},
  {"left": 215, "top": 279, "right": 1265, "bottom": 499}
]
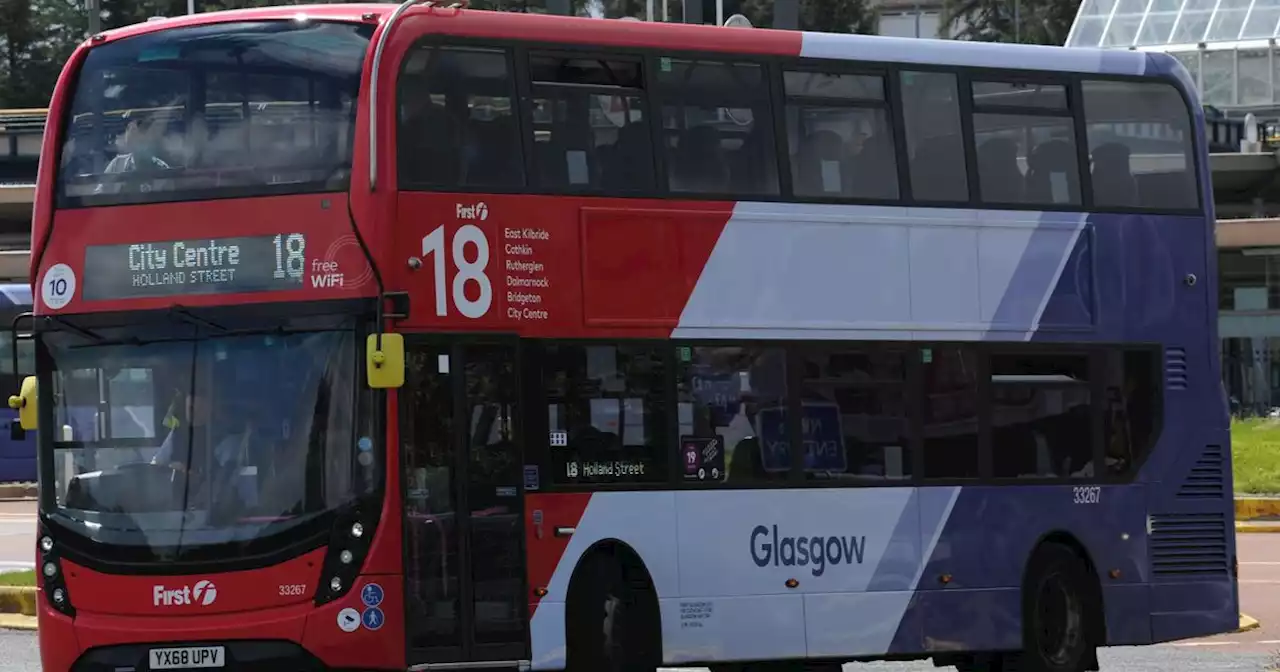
[{"left": 0, "top": 282, "right": 34, "bottom": 483}]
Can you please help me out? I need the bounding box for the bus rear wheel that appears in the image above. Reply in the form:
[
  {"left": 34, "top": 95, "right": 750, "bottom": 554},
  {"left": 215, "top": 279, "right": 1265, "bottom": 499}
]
[
  {"left": 567, "top": 552, "right": 660, "bottom": 672},
  {"left": 1018, "top": 543, "right": 1098, "bottom": 672}
]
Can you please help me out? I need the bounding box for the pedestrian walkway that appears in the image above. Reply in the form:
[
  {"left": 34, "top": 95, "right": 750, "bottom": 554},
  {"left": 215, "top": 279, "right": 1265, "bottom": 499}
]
[{"left": 1238, "top": 520, "right": 1280, "bottom": 533}]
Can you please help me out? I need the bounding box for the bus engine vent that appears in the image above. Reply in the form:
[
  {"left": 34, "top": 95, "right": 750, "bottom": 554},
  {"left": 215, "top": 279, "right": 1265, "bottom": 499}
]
[
  {"left": 1176, "top": 445, "right": 1226, "bottom": 499},
  {"left": 1165, "top": 347, "right": 1188, "bottom": 390},
  {"left": 1149, "top": 513, "right": 1229, "bottom": 578}
]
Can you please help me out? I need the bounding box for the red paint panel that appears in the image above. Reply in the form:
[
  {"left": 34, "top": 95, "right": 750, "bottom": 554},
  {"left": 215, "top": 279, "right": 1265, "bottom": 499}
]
[
  {"left": 72, "top": 602, "right": 312, "bottom": 649},
  {"left": 392, "top": 194, "right": 732, "bottom": 338},
  {"left": 35, "top": 194, "right": 376, "bottom": 316},
  {"left": 580, "top": 208, "right": 682, "bottom": 327},
  {"left": 37, "top": 604, "right": 80, "bottom": 672},
  {"left": 363, "top": 399, "right": 403, "bottom": 576},
  {"left": 59, "top": 549, "right": 325, "bottom": 617},
  {"left": 393, "top": 9, "right": 804, "bottom": 58},
  {"left": 302, "top": 574, "right": 405, "bottom": 670},
  {"left": 525, "top": 492, "right": 592, "bottom": 616}
]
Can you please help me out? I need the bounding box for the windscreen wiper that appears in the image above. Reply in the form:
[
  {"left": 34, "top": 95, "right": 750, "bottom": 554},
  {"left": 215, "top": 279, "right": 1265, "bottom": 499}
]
[
  {"left": 168, "top": 305, "right": 227, "bottom": 333},
  {"left": 45, "top": 315, "right": 105, "bottom": 343}
]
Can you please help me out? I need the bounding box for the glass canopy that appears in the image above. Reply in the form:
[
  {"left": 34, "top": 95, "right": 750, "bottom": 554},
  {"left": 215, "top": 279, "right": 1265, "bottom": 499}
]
[{"left": 1067, "top": 0, "right": 1280, "bottom": 48}]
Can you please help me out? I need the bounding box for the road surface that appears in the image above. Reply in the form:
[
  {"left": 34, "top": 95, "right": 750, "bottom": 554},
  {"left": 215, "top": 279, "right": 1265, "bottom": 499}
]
[
  {"left": 0, "top": 500, "right": 33, "bottom": 574},
  {"left": 0, "top": 506, "right": 1278, "bottom": 670}
]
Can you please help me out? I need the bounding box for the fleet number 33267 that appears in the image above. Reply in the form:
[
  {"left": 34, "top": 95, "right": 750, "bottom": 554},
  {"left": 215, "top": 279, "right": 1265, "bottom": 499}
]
[{"left": 1072, "top": 486, "right": 1101, "bottom": 504}]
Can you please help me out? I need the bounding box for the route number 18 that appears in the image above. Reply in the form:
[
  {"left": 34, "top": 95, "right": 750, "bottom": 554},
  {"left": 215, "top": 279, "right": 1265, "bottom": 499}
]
[{"left": 422, "top": 224, "right": 492, "bottom": 318}]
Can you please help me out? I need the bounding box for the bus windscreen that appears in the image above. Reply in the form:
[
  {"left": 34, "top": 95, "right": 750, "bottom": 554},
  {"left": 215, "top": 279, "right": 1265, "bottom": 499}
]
[
  {"left": 57, "top": 20, "right": 372, "bottom": 208},
  {"left": 41, "top": 320, "right": 374, "bottom": 560}
]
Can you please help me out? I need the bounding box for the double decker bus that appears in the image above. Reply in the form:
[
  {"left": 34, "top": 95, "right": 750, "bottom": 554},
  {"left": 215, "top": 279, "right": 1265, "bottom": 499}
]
[{"left": 13, "top": 4, "right": 1234, "bottom": 672}]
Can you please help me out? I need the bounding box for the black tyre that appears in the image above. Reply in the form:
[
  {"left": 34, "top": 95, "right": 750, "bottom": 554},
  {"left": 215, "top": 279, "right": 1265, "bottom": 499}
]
[
  {"left": 1018, "top": 543, "right": 1097, "bottom": 672},
  {"left": 566, "top": 552, "right": 660, "bottom": 672}
]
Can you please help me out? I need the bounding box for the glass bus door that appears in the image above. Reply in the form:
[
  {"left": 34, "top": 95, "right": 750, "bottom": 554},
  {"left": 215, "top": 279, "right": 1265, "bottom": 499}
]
[{"left": 401, "top": 339, "right": 528, "bottom": 666}]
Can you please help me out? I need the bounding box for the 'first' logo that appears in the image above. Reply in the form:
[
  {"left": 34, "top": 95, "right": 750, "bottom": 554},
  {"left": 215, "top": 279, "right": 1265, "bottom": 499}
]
[
  {"left": 153, "top": 580, "right": 218, "bottom": 606},
  {"left": 456, "top": 202, "right": 489, "bottom": 221}
]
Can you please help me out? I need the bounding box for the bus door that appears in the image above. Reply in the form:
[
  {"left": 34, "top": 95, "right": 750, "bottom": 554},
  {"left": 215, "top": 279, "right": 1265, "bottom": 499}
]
[{"left": 401, "top": 339, "right": 529, "bottom": 666}]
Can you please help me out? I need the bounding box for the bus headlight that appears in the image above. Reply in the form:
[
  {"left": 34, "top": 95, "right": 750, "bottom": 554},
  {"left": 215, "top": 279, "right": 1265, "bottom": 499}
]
[
  {"left": 314, "top": 507, "right": 377, "bottom": 607},
  {"left": 37, "top": 526, "right": 75, "bottom": 617}
]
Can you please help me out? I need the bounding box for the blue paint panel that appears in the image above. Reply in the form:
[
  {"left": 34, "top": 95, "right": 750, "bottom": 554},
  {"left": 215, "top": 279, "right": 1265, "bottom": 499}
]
[
  {"left": 1102, "top": 583, "right": 1152, "bottom": 645},
  {"left": 917, "top": 588, "right": 1021, "bottom": 653},
  {"left": 1035, "top": 227, "right": 1095, "bottom": 330},
  {"left": 897, "top": 203, "right": 1236, "bottom": 651},
  {"left": 1149, "top": 581, "right": 1238, "bottom": 643},
  {"left": 0, "top": 409, "right": 35, "bottom": 483},
  {"left": 0, "top": 284, "right": 34, "bottom": 484}
]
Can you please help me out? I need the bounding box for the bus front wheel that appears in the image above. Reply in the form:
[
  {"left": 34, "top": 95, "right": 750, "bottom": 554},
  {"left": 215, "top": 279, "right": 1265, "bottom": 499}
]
[{"left": 566, "top": 551, "right": 660, "bottom": 672}]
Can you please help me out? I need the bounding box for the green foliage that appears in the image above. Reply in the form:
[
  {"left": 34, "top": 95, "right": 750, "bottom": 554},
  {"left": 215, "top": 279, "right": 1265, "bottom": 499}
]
[
  {"left": 1233, "top": 417, "right": 1280, "bottom": 495},
  {"left": 940, "top": 0, "right": 1081, "bottom": 45},
  {"left": 0, "top": 569, "right": 35, "bottom": 587},
  {"left": 468, "top": 0, "right": 591, "bottom": 15},
  {"left": 0, "top": 0, "right": 86, "bottom": 108},
  {"left": 738, "top": 0, "right": 873, "bottom": 32}
]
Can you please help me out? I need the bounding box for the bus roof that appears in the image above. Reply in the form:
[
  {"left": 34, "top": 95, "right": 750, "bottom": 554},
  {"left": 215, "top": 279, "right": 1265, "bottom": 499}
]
[
  {"left": 87, "top": 3, "right": 1162, "bottom": 79},
  {"left": 0, "top": 283, "right": 30, "bottom": 309},
  {"left": 94, "top": 3, "right": 392, "bottom": 41}
]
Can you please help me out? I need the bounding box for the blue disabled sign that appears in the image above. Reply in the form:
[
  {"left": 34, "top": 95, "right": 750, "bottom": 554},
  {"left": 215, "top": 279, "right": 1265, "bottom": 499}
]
[
  {"left": 361, "top": 583, "right": 384, "bottom": 608},
  {"left": 362, "top": 607, "right": 385, "bottom": 631}
]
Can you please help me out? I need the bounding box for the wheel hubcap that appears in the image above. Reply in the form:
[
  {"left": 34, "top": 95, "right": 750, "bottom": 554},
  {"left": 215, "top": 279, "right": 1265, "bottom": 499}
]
[
  {"left": 602, "top": 593, "right": 620, "bottom": 650},
  {"left": 1037, "top": 572, "right": 1083, "bottom": 667}
]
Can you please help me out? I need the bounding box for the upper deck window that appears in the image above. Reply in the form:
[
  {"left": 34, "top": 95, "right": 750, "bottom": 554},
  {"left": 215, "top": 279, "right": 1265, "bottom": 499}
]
[
  {"left": 398, "top": 46, "right": 524, "bottom": 190},
  {"left": 525, "top": 52, "right": 654, "bottom": 192},
  {"left": 57, "top": 20, "right": 372, "bottom": 208},
  {"left": 969, "top": 80, "right": 1082, "bottom": 207},
  {"left": 900, "top": 71, "right": 968, "bottom": 203},
  {"left": 782, "top": 70, "right": 899, "bottom": 201},
  {"left": 1080, "top": 79, "right": 1199, "bottom": 211},
  {"left": 656, "top": 58, "right": 779, "bottom": 196}
]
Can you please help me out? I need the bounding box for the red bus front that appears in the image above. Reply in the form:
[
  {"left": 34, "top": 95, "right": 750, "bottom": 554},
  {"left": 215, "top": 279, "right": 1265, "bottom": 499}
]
[{"left": 26, "top": 7, "right": 414, "bottom": 671}]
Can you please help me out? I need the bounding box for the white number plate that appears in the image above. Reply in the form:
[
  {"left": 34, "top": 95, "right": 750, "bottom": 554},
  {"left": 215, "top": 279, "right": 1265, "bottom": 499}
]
[{"left": 149, "top": 646, "right": 225, "bottom": 670}]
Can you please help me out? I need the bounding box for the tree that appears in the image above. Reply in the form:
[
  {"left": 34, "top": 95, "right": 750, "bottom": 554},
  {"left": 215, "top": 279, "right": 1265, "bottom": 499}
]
[
  {"left": 738, "top": 0, "right": 874, "bottom": 32},
  {"left": 468, "top": 0, "right": 592, "bottom": 15},
  {"left": 0, "top": 0, "right": 85, "bottom": 108},
  {"left": 940, "top": 0, "right": 1081, "bottom": 45}
]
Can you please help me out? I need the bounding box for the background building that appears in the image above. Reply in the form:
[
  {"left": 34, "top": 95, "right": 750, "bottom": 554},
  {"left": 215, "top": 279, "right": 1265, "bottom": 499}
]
[{"left": 1066, "top": 0, "right": 1280, "bottom": 114}]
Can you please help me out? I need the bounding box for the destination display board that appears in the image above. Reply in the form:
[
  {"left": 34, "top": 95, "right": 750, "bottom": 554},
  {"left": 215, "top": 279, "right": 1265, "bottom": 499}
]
[{"left": 82, "top": 234, "right": 308, "bottom": 301}]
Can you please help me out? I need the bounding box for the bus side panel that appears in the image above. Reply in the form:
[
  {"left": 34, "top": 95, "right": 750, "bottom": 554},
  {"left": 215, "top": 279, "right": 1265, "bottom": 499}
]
[
  {"left": 1027, "top": 210, "right": 1235, "bottom": 643},
  {"left": 525, "top": 492, "right": 678, "bottom": 671},
  {"left": 667, "top": 488, "right": 922, "bottom": 663},
  {"left": 0, "top": 407, "right": 35, "bottom": 482},
  {"left": 911, "top": 485, "right": 1148, "bottom": 651},
  {"left": 1095, "top": 213, "right": 1234, "bottom": 642}
]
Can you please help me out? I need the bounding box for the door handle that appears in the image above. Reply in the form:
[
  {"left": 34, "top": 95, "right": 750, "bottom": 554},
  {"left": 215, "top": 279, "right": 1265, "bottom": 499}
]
[{"left": 554, "top": 526, "right": 575, "bottom": 538}]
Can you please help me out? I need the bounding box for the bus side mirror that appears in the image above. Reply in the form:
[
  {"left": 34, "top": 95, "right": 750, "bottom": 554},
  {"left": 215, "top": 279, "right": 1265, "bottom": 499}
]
[
  {"left": 8, "top": 376, "right": 38, "bottom": 436},
  {"left": 366, "top": 334, "right": 405, "bottom": 389}
]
